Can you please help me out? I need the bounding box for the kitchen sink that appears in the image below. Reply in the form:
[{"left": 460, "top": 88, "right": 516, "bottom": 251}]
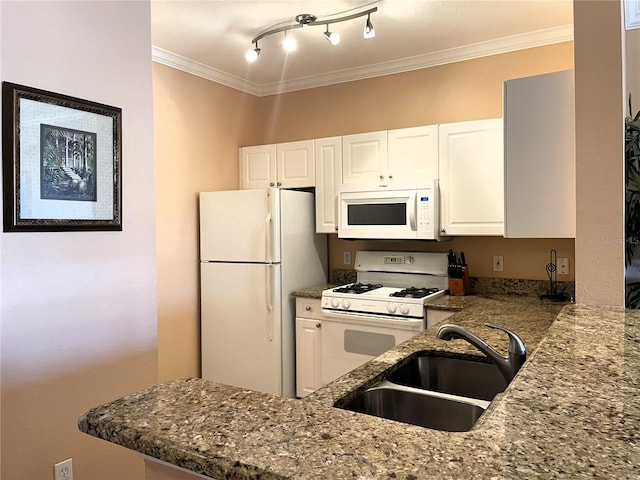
[
  {"left": 387, "top": 353, "right": 508, "bottom": 401},
  {"left": 340, "top": 381, "right": 488, "bottom": 432},
  {"left": 337, "top": 352, "right": 511, "bottom": 432}
]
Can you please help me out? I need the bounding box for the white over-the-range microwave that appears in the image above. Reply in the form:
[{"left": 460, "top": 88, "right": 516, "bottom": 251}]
[{"left": 338, "top": 180, "right": 446, "bottom": 240}]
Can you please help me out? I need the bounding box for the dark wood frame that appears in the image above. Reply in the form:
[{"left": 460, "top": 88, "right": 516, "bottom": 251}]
[{"left": 2, "top": 82, "right": 122, "bottom": 232}]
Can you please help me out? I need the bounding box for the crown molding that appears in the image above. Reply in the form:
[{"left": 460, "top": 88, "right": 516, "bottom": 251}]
[
  {"left": 152, "top": 24, "right": 573, "bottom": 97},
  {"left": 626, "top": 0, "right": 640, "bottom": 29}
]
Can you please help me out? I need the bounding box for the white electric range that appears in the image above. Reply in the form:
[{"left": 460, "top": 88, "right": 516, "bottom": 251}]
[{"left": 320, "top": 251, "right": 448, "bottom": 384}]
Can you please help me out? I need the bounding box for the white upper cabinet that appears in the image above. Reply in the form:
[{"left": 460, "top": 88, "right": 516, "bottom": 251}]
[
  {"left": 342, "top": 126, "right": 439, "bottom": 185},
  {"left": 387, "top": 125, "right": 439, "bottom": 182},
  {"left": 439, "top": 118, "right": 504, "bottom": 236},
  {"left": 315, "top": 137, "right": 342, "bottom": 233},
  {"left": 240, "top": 140, "right": 315, "bottom": 189},
  {"left": 342, "top": 131, "right": 388, "bottom": 184},
  {"left": 504, "top": 70, "right": 575, "bottom": 238}
]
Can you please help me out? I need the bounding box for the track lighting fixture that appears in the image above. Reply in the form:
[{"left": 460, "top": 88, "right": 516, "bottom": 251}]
[
  {"left": 245, "top": 6, "right": 377, "bottom": 63},
  {"left": 363, "top": 13, "right": 375, "bottom": 39}
]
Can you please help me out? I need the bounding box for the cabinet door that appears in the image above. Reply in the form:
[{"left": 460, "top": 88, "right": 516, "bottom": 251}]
[
  {"left": 277, "top": 140, "right": 315, "bottom": 188},
  {"left": 295, "top": 317, "right": 323, "bottom": 398},
  {"left": 504, "top": 70, "right": 575, "bottom": 238},
  {"left": 315, "top": 137, "right": 342, "bottom": 233},
  {"left": 240, "top": 144, "right": 277, "bottom": 189},
  {"left": 439, "top": 119, "right": 504, "bottom": 236},
  {"left": 342, "top": 131, "right": 388, "bottom": 184},
  {"left": 388, "top": 125, "right": 439, "bottom": 182}
]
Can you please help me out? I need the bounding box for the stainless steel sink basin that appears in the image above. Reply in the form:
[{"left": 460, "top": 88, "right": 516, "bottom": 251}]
[
  {"left": 341, "top": 382, "right": 488, "bottom": 432},
  {"left": 387, "top": 353, "right": 508, "bottom": 401}
]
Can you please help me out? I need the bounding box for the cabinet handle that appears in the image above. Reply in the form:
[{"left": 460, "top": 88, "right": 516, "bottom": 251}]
[
  {"left": 441, "top": 228, "right": 447, "bottom": 234},
  {"left": 277, "top": 182, "right": 282, "bottom": 187},
  {"left": 388, "top": 175, "right": 393, "bottom": 180},
  {"left": 269, "top": 182, "right": 275, "bottom": 187},
  {"left": 379, "top": 174, "right": 384, "bottom": 180},
  {"left": 305, "top": 305, "right": 311, "bottom": 311},
  {"left": 315, "top": 323, "right": 321, "bottom": 328}
]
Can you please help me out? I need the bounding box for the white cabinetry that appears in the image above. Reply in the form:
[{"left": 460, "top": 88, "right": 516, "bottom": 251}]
[
  {"left": 504, "top": 70, "right": 575, "bottom": 238},
  {"left": 438, "top": 118, "right": 504, "bottom": 236},
  {"left": 315, "top": 137, "right": 342, "bottom": 233},
  {"left": 240, "top": 140, "right": 315, "bottom": 189},
  {"left": 295, "top": 298, "right": 324, "bottom": 398},
  {"left": 342, "top": 126, "right": 439, "bottom": 185}
]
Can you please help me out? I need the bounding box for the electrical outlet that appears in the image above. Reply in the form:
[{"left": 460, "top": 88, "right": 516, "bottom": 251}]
[
  {"left": 54, "top": 458, "right": 73, "bottom": 480},
  {"left": 558, "top": 257, "right": 569, "bottom": 275},
  {"left": 493, "top": 255, "right": 504, "bottom": 272},
  {"left": 343, "top": 251, "right": 351, "bottom": 265}
]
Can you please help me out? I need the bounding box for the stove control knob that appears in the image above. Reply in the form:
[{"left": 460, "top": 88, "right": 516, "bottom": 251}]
[
  {"left": 331, "top": 298, "right": 340, "bottom": 308},
  {"left": 399, "top": 304, "right": 410, "bottom": 315},
  {"left": 387, "top": 303, "right": 397, "bottom": 313},
  {"left": 342, "top": 299, "right": 351, "bottom": 309}
]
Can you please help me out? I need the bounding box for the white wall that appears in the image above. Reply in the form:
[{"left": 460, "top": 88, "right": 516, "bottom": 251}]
[{"left": 1, "top": 2, "right": 157, "bottom": 479}]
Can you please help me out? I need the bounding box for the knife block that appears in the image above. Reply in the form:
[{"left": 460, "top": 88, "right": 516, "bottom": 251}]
[{"left": 449, "top": 267, "right": 470, "bottom": 296}]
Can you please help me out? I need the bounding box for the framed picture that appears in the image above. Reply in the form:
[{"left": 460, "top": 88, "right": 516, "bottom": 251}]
[{"left": 2, "top": 82, "right": 122, "bottom": 232}]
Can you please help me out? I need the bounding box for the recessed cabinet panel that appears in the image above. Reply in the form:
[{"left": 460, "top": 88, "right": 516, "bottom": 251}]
[
  {"left": 278, "top": 140, "right": 315, "bottom": 189},
  {"left": 240, "top": 145, "right": 277, "bottom": 189},
  {"left": 439, "top": 119, "right": 504, "bottom": 236},
  {"left": 342, "top": 131, "right": 388, "bottom": 184},
  {"left": 504, "top": 70, "right": 575, "bottom": 238},
  {"left": 388, "top": 125, "right": 439, "bottom": 182},
  {"left": 315, "top": 137, "right": 342, "bottom": 233}
]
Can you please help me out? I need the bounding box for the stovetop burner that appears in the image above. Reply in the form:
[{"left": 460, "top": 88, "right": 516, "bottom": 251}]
[
  {"left": 389, "top": 287, "right": 441, "bottom": 299},
  {"left": 332, "top": 283, "right": 383, "bottom": 294}
]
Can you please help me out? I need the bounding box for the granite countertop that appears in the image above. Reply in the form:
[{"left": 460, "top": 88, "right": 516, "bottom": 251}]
[{"left": 78, "top": 296, "right": 640, "bottom": 479}]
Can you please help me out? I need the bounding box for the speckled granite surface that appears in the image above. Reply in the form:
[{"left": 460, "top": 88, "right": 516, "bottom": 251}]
[{"left": 78, "top": 297, "right": 640, "bottom": 479}]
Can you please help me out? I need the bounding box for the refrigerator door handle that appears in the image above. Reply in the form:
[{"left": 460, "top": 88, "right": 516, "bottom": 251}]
[
  {"left": 265, "top": 213, "right": 272, "bottom": 262},
  {"left": 265, "top": 264, "right": 274, "bottom": 341}
]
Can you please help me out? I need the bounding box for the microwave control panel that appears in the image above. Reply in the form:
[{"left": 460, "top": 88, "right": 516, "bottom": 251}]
[{"left": 416, "top": 188, "right": 435, "bottom": 236}]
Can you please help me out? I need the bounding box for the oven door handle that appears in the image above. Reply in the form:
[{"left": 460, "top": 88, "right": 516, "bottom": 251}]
[{"left": 321, "top": 308, "right": 424, "bottom": 329}]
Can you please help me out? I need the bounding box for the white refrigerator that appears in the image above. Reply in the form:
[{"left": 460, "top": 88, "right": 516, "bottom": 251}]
[{"left": 199, "top": 188, "right": 328, "bottom": 397}]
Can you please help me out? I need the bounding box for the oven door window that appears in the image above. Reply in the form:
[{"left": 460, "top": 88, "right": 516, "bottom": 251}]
[
  {"left": 347, "top": 203, "right": 406, "bottom": 226},
  {"left": 344, "top": 329, "right": 396, "bottom": 356}
]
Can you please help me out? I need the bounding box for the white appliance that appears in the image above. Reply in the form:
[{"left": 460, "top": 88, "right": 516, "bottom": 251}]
[
  {"left": 337, "top": 180, "right": 443, "bottom": 240},
  {"left": 199, "top": 188, "right": 327, "bottom": 398},
  {"left": 320, "top": 251, "right": 447, "bottom": 384}
]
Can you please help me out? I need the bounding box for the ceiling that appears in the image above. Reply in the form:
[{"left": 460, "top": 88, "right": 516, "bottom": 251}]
[{"left": 150, "top": 0, "right": 574, "bottom": 96}]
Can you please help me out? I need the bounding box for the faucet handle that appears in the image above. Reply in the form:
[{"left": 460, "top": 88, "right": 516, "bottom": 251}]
[{"left": 484, "top": 323, "right": 526, "bottom": 356}]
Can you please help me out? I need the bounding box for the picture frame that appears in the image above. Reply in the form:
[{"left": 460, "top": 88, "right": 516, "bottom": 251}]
[{"left": 2, "top": 82, "right": 122, "bottom": 232}]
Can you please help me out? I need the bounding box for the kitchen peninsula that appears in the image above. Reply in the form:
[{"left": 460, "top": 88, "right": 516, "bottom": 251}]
[{"left": 78, "top": 295, "right": 640, "bottom": 479}]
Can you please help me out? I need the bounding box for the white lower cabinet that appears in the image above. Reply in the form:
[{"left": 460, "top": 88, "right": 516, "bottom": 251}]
[
  {"left": 438, "top": 118, "right": 504, "bottom": 236},
  {"left": 295, "top": 298, "right": 324, "bottom": 398},
  {"left": 426, "top": 308, "right": 456, "bottom": 328}
]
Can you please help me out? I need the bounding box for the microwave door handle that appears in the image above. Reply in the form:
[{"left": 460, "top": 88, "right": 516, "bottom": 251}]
[{"left": 410, "top": 193, "right": 417, "bottom": 231}]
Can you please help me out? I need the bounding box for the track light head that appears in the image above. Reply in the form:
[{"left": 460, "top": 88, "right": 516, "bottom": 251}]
[
  {"left": 324, "top": 25, "right": 341, "bottom": 45},
  {"left": 245, "top": 43, "right": 260, "bottom": 63},
  {"left": 283, "top": 31, "right": 297, "bottom": 52},
  {"left": 363, "top": 14, "right": 375, "bottom": 39}
]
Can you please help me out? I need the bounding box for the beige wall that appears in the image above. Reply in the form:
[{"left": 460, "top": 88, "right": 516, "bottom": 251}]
[
  {"left": 153, "top": 64, "right": 263, "bottom": 382},
  {"left": 1, "top": 2, "right": 157, "bottom": 479},
  {"left": 154, "top": 42, "right": 575, "bottom": 382}
]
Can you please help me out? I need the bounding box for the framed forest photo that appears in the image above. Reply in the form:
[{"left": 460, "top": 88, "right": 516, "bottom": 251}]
[{"left": 2, "top": 82, "right": 122, "bottom": 231}]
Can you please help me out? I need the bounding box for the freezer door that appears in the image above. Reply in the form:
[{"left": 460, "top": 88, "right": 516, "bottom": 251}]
[
  {"left": 200, "top": 189, "right": 281, "bottom": 263},
  {"left": 201, "top": 262, "right": 286, "bottom": 396}
]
